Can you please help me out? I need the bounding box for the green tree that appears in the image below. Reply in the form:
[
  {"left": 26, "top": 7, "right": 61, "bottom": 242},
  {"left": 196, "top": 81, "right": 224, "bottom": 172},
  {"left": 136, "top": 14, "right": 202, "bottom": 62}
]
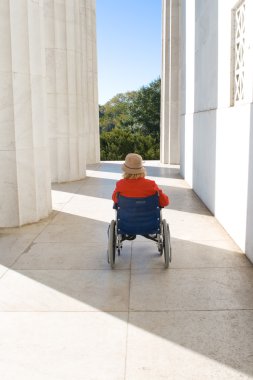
[
  {"left": 99, "top": 77, "right": 161, "bottom": 160},
  {"left": 129, "top": 78, "right": 161, "bottom": 141},
  {"left": 99, "top": 92, "right": 136, "bottom": 132}
]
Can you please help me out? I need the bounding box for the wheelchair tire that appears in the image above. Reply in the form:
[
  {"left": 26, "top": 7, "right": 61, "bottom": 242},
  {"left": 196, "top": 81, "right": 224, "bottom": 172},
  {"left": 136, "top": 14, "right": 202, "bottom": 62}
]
[
  {"left": 108, "top": 220, "right": 116, "bottom": 268},
  {"left": 162, "top": 219, "right": 171, "bottom": 268}
]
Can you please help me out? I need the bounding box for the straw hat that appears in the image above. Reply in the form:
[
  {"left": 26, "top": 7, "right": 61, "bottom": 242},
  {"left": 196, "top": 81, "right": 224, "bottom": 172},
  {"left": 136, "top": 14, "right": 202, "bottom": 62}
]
[{"left": 122, "top": 153, "right": 145, "bottom": 174}]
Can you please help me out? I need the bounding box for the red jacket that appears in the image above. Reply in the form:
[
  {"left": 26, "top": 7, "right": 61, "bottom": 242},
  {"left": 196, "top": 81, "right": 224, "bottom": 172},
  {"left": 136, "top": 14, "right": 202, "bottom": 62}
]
[{"left": 112, "top": 178, "right": 169, "bottom": 207}]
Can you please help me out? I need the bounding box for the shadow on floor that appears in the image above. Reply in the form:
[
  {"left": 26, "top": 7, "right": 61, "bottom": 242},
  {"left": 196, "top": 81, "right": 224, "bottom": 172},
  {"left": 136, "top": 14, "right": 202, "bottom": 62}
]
[{"left": 0, "top": 209, "right": 253, "bottom": 378}]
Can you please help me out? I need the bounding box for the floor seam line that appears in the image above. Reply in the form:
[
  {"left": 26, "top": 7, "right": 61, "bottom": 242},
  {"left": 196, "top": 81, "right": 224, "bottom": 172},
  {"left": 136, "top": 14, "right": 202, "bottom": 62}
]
[
  {"left": 123, "top": 241, "right": 133, "bottom": 380},
  {"left": 128, "top": 308, "right": 253, "bottom": 312}
]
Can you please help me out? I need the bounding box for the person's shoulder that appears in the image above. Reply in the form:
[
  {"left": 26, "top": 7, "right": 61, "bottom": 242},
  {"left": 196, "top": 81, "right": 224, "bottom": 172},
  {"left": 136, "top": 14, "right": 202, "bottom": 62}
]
[
  {"left": 116, "top": 178, "right": 125, "bottom": 187},
  {"left": 142, "top": 178, "right": 156, "bottom": 185}
]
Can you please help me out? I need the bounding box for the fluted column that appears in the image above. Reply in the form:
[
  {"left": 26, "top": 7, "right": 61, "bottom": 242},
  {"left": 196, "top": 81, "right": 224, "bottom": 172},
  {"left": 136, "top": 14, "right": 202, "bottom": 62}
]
[
  {"left": 160, "top": 0, "right": 180, "bottom": 164},
  {"left": 0, "top": 0, "right": 52, "bottom": 227},
  {"left": 84, "top": 0, "right": 100, "bottom": 164},
  {"left": 44, "top": 0, "right": 99, "bottom": 183}
]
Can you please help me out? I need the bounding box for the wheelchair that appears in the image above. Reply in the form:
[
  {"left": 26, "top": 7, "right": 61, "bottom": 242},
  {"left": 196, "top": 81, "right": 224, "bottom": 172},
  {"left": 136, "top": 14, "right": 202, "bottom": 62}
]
[{"left": 107, "top": 193, "right": 172, "bottom": 269}]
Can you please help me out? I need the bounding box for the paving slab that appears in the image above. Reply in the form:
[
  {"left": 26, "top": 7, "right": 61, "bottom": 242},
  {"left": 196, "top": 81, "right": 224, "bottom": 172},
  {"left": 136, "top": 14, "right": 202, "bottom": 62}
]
[
  {"left": 165, "top": 209, "right": 232, "bottom": 242},
  {"left": 130, "top": 267, "right": 253, "bottom": 311},
  {"left": 0, "top": 269, "right": 130, "bottom": 311},
  {"left": 0, "top": 216, "right": 56, "bottom": 267},
  {"left": 34, "top": 219, "right": 109, "bottom": 244},
  {"left": 0, "top": 312, "right": 127, "bottom": 380},
  {"left": 131, "top": 238, "right": 251, "bottom": 270},
  {"left": 13, "top": 242, "right": 131, "bottom": 270},
  {"left": 53, "top": 193, "right": 115, "bottom": 223},
  {"left": 126, "top": 310, "right": 253, "bottom": 380}
]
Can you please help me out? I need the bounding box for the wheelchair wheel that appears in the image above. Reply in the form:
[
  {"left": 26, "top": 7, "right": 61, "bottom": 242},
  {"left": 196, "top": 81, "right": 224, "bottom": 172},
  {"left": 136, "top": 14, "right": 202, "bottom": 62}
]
[
  {"left": 108, "top": 220, "right": 116, "bottom": 268},
  {"left": 162, "top": 219, "right": 171, "bottom": 268}
]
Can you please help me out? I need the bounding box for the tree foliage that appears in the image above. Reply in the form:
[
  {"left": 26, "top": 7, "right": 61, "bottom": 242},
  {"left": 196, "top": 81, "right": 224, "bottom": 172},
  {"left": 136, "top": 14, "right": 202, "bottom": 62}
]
[
  {"left": 100, "top": 128, "right": 159, "bottom": 160},
  {"left": 99, "top": 78, "right": 161, "bottom": 160},
  {"left": 99, "top": 92, "right": 135, "bottom": 131},
  {"left": 130, "top": 78, "right": 161, "bottom": 140}
]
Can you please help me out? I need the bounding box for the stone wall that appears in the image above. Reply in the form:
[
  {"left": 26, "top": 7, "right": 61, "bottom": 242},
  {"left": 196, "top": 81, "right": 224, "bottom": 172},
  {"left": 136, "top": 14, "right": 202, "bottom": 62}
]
[
  {"left": 176, "top": 0, "right": 253, "bottom": 260},
  {"left": 161, "top": 0, "right": 253, "bottom": 261}
]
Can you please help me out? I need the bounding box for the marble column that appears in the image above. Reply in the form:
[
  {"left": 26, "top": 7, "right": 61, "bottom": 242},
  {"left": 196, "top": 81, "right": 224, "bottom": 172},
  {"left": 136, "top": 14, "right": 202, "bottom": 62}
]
[
  {"left": 84, "top": 0, "right": 100, "bottom": 164},
  {"left": 160, "top": 0, "right": 180, "bottom": 164},
  {"left": 44, "top": 0, "right": 99, "bottom": 183},
  {"left": 0, "top": 0, "right": 52, "bottom": 227}
]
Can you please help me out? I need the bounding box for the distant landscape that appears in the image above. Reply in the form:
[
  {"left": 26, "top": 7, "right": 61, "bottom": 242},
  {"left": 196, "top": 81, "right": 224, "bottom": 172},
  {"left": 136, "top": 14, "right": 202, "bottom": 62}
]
[{"left": 99, "top": 78, "right": 160, "bottom": 160}]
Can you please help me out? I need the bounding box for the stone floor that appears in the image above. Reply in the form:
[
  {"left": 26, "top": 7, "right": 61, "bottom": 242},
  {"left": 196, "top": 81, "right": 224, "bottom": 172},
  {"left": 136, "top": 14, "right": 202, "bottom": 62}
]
[{"left": 0, "top": 161, "right": 253, "bottom": 380}]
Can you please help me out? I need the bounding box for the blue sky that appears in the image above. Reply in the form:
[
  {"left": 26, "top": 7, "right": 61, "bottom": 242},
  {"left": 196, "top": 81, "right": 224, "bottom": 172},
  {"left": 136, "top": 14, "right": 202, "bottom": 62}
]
[{"left": 96, "top": 0, "right": 162, "bottom": 105}]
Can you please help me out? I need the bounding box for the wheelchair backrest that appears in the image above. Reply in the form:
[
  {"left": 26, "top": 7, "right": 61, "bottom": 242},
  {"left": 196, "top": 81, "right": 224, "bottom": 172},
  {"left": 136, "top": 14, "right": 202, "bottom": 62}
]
[{"left": 117, "top": 193, "right": 161, "bottom": 235}]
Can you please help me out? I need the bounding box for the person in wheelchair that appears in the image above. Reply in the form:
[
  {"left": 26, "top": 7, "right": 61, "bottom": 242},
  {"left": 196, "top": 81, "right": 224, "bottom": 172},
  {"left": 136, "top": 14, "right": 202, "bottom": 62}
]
[{"left": 112, "top": 153, "right": 169, "bottom": 240}]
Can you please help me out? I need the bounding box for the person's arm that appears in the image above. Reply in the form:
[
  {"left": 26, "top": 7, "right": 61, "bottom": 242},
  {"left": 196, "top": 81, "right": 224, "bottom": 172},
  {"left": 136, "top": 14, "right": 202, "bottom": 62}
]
[
  {"left": 112, "top": 181, "right": 120, "bottom": 204},
  {"left": 153, "top": 183, "right": 169, "bottom": 207},
  {"left": 158, "top": 189, "right": 169, "bottom": 207}
]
